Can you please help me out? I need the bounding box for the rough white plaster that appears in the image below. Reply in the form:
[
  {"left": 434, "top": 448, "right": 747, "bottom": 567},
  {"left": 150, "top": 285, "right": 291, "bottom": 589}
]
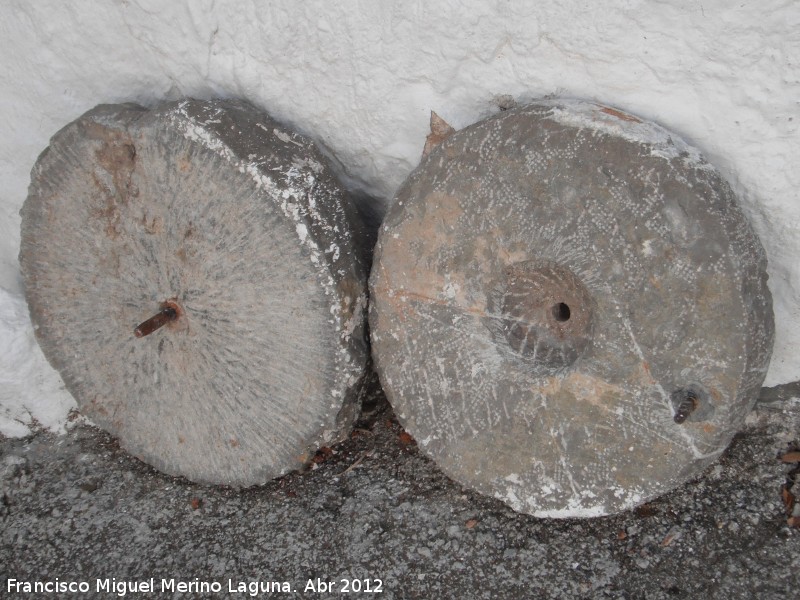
[{"left": 0, "top": 0, "right": 798, "bottom": 436}]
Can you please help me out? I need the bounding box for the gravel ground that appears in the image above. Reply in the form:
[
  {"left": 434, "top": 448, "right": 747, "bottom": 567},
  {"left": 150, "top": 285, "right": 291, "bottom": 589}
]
[{"left": 2, "top": 374, "right": 800, "bottom": 599}]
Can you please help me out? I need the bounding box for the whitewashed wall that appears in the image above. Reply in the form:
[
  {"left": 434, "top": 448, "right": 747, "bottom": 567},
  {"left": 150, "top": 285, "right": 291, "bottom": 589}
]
[{"left": 1, "top": 0, "right": 798, "bottom": 436}]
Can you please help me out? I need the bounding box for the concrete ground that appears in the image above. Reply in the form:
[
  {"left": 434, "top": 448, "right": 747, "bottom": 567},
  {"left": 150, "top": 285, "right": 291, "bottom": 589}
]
[{"left": 2, "top": 374, "right": 800, "bottom": 599}]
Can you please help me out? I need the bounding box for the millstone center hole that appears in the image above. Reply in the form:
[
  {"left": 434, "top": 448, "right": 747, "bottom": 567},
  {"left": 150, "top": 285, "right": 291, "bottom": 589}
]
[{"left": 552, "top": 302, "right": 571, "bottom": 322}]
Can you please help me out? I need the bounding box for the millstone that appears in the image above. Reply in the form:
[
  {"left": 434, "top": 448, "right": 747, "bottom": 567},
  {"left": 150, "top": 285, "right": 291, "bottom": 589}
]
[
  {"left": 19, "top": 99, "right": 368, "bottom": 486},
  {"left": 369, "top": 99, "right": 774, "bottom": 517}
]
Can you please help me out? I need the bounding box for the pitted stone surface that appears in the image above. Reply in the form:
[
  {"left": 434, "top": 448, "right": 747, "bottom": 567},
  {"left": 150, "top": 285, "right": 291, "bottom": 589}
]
[
  {"left": 19, "top": 99, "right": 368, "bottom": 486},
  {"left": 487, "top": 259, "right": 594, "bottom": 373},
  {"left": 369, "top": 99, "right": 774, "bottom": 517}
]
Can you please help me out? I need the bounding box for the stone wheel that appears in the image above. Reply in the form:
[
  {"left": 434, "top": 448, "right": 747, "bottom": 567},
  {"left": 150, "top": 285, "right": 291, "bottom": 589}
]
[
  {"left": 20, "top": 99, "right": 368, "bottom": 486},
  {"left": 369, "top": 99, "right": 774, "bottom": 517}
]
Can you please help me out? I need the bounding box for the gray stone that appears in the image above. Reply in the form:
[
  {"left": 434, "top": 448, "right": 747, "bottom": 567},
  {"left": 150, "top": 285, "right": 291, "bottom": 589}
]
[
  {"left": 369, "top": 99, "right": 774, "bottom": 517},
  {"left": 6, "top": 384, "right": 800, "bottom": 600},
  {"left": 19, "top": 99, "right": 368, "bottom": 486}
]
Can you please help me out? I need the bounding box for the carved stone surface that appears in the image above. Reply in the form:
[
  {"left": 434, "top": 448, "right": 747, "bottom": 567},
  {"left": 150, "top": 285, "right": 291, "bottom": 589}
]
[
  {"left": 19, "top": 99, "right": 368, "bottom": 486},
  {"left": 369, "top": 99, "right": 774, "bottom": 517}
]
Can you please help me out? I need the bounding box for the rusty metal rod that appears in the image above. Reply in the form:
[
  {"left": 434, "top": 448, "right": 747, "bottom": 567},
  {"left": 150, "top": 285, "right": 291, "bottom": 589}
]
[
  {"left": 673, "top": 392, "right": 698, "bottom": 424},
  {"left": 134, "top": 306, "right": 178, "bottom": 338}
]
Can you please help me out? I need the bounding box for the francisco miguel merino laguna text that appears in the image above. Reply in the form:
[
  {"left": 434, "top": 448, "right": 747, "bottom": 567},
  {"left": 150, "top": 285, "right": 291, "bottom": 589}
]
[{"left": 7, "top": 578, "right": 295, "bottom": 596}]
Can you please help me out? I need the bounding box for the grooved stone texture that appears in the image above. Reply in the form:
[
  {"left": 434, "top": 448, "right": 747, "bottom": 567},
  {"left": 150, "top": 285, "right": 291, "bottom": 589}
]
[
  {"left": 2, "top": 2, "right": 798, "bottom": 437},
  {"left": 369, "top": 99, "right": 774, "bottom": 517},
  {"left": 19, "top": 99, "right": 368, "bottom": 485}
]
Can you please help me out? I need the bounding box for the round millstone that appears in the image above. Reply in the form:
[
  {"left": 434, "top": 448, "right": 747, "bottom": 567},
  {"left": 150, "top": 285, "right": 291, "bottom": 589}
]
[
  {"left": 20, "top": 99, "right": 368, "bottom": 486},
  {"left": 369, "top": 99, "right": 774, "bottom": 517}
]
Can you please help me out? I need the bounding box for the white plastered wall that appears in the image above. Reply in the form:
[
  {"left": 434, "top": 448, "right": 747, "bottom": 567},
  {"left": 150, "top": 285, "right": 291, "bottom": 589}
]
[{"left": 1, "top": 0, "right": 798, "bottom": 436}]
